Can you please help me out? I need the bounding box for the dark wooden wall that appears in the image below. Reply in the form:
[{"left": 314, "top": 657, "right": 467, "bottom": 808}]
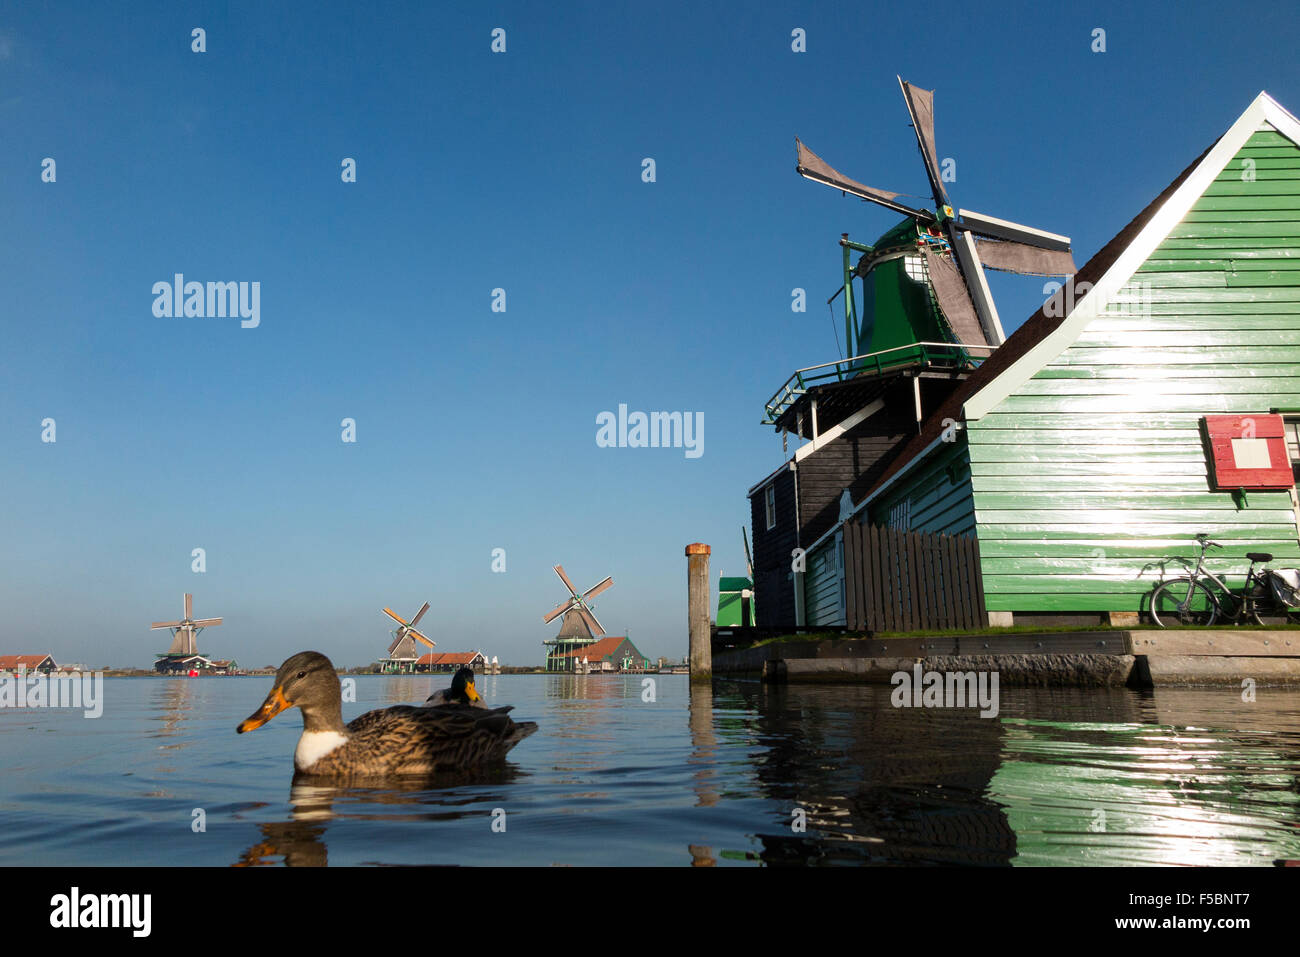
[{"left": 749, "top": 466, "right": 798, "bottom": 628}]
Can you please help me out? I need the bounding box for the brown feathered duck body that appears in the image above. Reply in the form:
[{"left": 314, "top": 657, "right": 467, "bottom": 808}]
[{"left": 238, "top": 651, "right": 537, "bottom": 778}]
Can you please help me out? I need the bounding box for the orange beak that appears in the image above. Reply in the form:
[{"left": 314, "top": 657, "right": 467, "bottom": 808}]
[{"left": 237, "top": 685, "right": 292, "bottom": 733}]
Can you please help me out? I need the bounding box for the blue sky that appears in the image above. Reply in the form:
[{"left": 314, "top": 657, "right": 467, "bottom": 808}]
[{"left": 2, "top": 1, "right": 1298, "bottom": 668}]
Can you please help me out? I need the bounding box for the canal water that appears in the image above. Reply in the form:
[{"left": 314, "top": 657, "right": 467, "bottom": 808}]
[{"left": 2, "top": 674, "right": 1298, "bottom": 866}]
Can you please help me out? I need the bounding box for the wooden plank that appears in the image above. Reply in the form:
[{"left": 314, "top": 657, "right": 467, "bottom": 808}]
[
  {"left": 950, "top": 535, "right": 970, "bottom": 629},
  {"left": 930, "top": 538, "right": 947, "bottom": 628},
  {"left": 868, "top": 525, "right": 884, "bottom": 632},
  {"left": 971, "top": 537, "right": 989, "bottom": 627},
  {"left": 846, "top": 523, "right": 862, "bottom": 631},
  {"left": 1128, "top": 630, "right": 1300, "bottom": 657},
  {"left": 882, "top": 526, "right": 897, "bottom": 633},
  {"left": 916, "top": 533, "right": 932, "bottom": 629},
  {"left": 956, "top": 632, "right": 1127, "bottom": 655}
]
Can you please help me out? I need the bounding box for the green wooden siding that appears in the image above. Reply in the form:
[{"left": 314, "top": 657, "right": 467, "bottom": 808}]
[
  {"left": 970, "top": 129, "right": 1300, "bottom": 612},
  {"left": 870, "top": 439, "right": 976, "bottom": 537},
  {"left": 805, "top": 533, "right": 845, "bottom": 626}
]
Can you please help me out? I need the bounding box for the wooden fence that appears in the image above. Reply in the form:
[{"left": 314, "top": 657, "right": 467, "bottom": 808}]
[{"left": 843, "top": 523, "right": 988, "bottom": 632}]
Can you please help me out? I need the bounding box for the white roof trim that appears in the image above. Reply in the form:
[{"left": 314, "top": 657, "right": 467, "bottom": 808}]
[
  {"left": 963, "top": 92, "right": 1300, "bottom": 422},
  {"left": 747, "top": 457, "right": 795, "bottom": 497},
  {"left": 794, "top": 397, "right": 884, "bottom": 461}
]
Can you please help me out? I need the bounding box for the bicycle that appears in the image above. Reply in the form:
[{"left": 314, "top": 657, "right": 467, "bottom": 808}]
[{"left": 1148, "top": 533, "right": 1300, "bottom": 627}]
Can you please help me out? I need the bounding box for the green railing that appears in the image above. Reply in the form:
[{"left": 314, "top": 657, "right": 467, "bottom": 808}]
[{"left": 762, "top": 341, "right": 992, "bottom": 425}]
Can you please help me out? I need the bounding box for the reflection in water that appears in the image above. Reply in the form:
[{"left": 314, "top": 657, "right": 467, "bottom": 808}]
[
  {"left": 688, "top": 682, "right": 719, "bottom": 808},
  {"left": 991, "top": 689, "right": 1300, "bottom": 866},
  {"left": 725, "top": 681, "right": 1016, "bottom": 865},
  {"left": 234, "top": 765, "right": 527, "bottom": 866},
  {"left": 148, "top": 679, "right": 196, "bottom": 745},
  {"left": 42, "top": 675, "right": 1292, "bottom": 866},
  {"left": 711, "top": 682, "right": 1300, "bottom": 866},
  {"left": 146, "top": 680, "right": 199, "bottom": 784}
]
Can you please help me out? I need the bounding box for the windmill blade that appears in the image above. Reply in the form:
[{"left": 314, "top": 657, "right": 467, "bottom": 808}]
[
  {"left": 184, "top": 594, "right": 193, "bottom": 619},
  {"left": 742, "top": 526, "right": 754, "bottom": 579},
  {"left": 922, "top": 247, "right": 991, "bottom": 348},
  {"left": 543, "top": 599, "right": 573, "bottom": 624},
  {"left": 577, "top": 604, "right": 606, "bottom": 638},
  {"left": 795, "top": 139, "right": 936, "bottom": 222},
  {"left": 553, "top": 565, "right": 580, "bottom": 598},
  {"left": 948, "top": 233, "right": 1006, "bottom": 346},
  {"left": 387, "top": 634, "right": 406, "bottom": 655},
  {"left": 408, "top": 601, "right": 430, "bottom": 628},
  {"left": 955, "top": 209, "right": 1071, "bottom": 252},
  {"left": 581, "top": 576, "right": 613, "bottom": 601},
  {"left": 973, "top": 238, "right": 1077, "bottom": 277},
  {"left": 192, "top": 617, "right": 222, "bottom": 628},
  {"left": 382, "top": 607, "right": 409, "bottom": 627},
  {"left": 151, "top": 620, "right": 182, "bottom": 630},
  {"left": 898, "top": 78, "right": 949, "bottom": 211},
  {"left": 411, "top": 629, "right": 434, "bottom": 649}
]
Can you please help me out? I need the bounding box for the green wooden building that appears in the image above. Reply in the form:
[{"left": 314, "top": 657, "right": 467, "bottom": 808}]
[{"left": 759, "top": 91, "right": 1300, "bottom": 626}]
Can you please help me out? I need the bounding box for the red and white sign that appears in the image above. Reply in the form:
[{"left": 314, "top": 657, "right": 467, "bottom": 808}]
[{"left": 1203, "top": 414, "right": 1293, "bottom": 489}]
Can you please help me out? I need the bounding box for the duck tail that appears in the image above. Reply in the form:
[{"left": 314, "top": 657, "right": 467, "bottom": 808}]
[{"left": 502, "top": 721, "right": 539, "bottom": 752}]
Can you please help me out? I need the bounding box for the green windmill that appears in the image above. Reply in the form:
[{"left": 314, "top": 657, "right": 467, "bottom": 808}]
[{"left": 793, "top": 77, "right": 1077, "bottom": 378}]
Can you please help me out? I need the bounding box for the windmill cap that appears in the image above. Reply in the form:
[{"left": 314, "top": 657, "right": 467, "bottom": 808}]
[{"left": 685, "top": 543, "right": 711, "bottom": 556}]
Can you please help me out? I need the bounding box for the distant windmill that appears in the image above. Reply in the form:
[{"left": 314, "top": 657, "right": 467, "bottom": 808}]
[
  {"left": 151, "top": 593, "right": 222, "bottom": 658},
  {"left": 542, "top": 565, "right": 613, "bottom": 672},
  {"left": 543, "top": 565, "right": 612, "bottom": 637},
  {"left": 381, "top": 601, "right": 434, "bottom": 673}
]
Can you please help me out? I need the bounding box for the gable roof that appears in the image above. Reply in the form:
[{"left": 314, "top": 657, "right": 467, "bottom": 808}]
[
  {"left": 0, "top": 654, "right": 55, "bottom": 669},
  {"left": 554, "top": 635, "right": 635, "bottom": 660},
  {"left": 864, "top": 91, "right": 1300, "bottom": 503},
  {"left": 417, "top": 651, "right": 485, "bottom": 666}
]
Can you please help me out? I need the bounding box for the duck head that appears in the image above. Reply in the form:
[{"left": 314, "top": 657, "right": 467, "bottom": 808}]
[
  {"left": 449, "top": 666, "right": 481, "bottom": 705},
  {"left": 238, "top": 651, "right": 344, "bottom": 734}
]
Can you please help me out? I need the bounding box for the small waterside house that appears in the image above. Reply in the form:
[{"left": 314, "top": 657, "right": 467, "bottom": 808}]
[
  {"left": 415, "top": 651, "right": 489, "bottom": 673},
  {"left": 752, "top": 91, "right": 1300, "bottom": 628},
  {"left": 0, "top": 654, "right": 58, "bottom": 676},
  {"left": 550, "top": 635, "right": 653, "bottom": 673}
]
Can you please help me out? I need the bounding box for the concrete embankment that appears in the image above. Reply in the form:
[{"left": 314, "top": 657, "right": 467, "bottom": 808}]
[{"left": 714, "top": 631, "right": 1300, "bottom": 687}]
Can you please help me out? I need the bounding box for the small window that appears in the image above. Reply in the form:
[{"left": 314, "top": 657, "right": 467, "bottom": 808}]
[
  {"left": 888, "top": 499, "right": 911, "bottom": 530},
  {"left": 765, "top": 486, "right": 777, "bottom": 530}
]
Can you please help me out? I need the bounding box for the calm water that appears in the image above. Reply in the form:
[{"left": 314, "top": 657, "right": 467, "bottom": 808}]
[{"left": 2, "top": 673, "right": 1300, "bottom": 866}]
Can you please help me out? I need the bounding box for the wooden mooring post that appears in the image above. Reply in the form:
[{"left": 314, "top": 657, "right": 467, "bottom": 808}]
[{"left": 686, "top": 543, "right": 712, "bottom": 680}]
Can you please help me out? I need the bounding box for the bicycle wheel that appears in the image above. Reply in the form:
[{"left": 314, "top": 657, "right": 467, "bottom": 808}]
[
  {"left": 1246, "top": 579, "right": 1300, "bottom": 627},
  {"left": 1150, "top": 578, "right": 1219, "bottom": 627}
]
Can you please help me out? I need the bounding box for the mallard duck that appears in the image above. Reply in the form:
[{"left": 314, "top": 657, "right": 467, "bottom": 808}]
[
  {"left": 424, "top": 666, "right": 489, "bottom": 708},
  {"left": 237, "top": 651, "right": 537, "bottom": 777}
]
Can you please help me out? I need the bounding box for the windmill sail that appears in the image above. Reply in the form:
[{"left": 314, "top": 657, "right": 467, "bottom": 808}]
[
  {"left": 898, "top": 79, "right": 948, "bottom": 209},
  {"left": 795, "top": 139, "right": 935, "bottom": 220},
  {"left": 973, "top": 238, "right": 1076, "bottom": 277},
  {"left": 923, "top": 248, "right": 989, "bottom": 347}
]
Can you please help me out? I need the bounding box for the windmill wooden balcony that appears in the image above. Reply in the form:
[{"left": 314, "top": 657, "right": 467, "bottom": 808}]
[{"left": 763, "top": 340, "right": 991, "bottom": 432}]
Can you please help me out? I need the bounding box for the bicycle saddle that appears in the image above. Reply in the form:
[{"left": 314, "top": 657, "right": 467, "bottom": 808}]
[{"left": 1247, "top": 552, "right": 1274, "bottom": 563}]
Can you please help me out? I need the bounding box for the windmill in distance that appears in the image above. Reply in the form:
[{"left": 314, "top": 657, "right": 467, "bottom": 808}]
[
  {"left": 380, "top": 601, "right": 435, "bottom": 674},
  {"left": 151, "top": 593, "right": 222, "bottom": 674},
  {"left": 542, "top": 565, "right": 612, "bottom": 672}
]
